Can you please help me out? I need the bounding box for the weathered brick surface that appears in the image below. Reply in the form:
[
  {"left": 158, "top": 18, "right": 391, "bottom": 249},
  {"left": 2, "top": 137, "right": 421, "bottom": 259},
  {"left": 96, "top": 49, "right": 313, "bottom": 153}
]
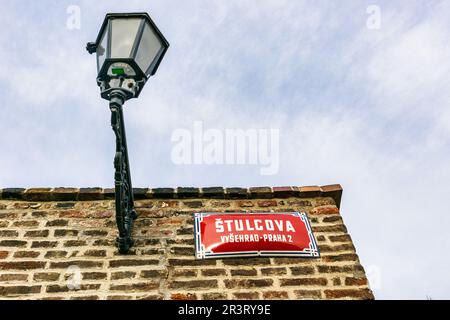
[{"left": 0, "top": 185, "right": 373, "bottom": 300}]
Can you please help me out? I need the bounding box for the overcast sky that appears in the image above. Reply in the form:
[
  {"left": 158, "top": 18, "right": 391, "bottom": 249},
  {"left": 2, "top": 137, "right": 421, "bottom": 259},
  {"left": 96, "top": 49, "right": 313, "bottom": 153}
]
[{"left": 1, "top": 0, "right": 450, "bottom": 299}]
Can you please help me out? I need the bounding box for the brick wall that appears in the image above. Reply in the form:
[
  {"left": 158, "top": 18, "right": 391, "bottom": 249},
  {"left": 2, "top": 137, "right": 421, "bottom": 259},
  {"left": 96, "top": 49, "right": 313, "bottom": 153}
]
[{"left": 0, "top": 185, "right": 374, "bottom": 300}]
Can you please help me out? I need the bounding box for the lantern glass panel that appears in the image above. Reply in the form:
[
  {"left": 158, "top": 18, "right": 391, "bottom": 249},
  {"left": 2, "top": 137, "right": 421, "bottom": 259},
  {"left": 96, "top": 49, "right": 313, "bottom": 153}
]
[
  {"left": 135, "top": 21, "right": 163, "bottom": 75},
  {"left": 110, "top": 18, "right": 141, "bottom": 59},
  {"left": 96, "top": 24, "right": 109, "bottom": 73}
]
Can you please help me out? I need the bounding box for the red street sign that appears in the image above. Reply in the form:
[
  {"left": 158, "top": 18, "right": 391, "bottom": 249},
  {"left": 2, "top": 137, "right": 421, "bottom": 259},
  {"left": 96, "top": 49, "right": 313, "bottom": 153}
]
[{"left": 194, "top": 212, "right": 319, "bottom": 259}]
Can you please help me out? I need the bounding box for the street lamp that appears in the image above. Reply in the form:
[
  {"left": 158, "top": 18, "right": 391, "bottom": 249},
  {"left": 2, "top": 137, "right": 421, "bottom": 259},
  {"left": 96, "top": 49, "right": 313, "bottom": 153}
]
[{"left": 86, "top": 13, "right": 169, "bottom": 253}]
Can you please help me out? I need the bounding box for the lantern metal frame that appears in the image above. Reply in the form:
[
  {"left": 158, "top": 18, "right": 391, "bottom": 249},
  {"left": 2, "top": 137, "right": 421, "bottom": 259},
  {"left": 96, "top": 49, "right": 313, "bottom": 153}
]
[
  {"left": 86, "top": 12, "right": 169, "bottom": 253},
  {"left": 87, "top": 12, "right": 169, "bottom": 100}
]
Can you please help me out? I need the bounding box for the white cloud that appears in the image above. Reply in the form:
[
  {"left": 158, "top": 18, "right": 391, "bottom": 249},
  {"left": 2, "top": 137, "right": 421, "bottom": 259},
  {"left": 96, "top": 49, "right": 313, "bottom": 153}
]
[{"left": 1, "top": 0, "right": 450, "bottom": 299}]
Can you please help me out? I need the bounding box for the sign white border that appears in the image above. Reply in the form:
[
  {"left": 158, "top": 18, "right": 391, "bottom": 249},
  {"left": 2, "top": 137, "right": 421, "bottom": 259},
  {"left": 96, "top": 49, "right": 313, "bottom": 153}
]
[{"left": 194, "top": 212, "right": 320, "bottom": 259}]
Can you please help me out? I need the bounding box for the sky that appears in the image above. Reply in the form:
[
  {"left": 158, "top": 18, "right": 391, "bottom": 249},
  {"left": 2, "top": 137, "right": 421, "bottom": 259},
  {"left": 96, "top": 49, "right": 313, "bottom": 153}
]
[{"left": 1, "top": 0, "right": 450, "bottom": 299}]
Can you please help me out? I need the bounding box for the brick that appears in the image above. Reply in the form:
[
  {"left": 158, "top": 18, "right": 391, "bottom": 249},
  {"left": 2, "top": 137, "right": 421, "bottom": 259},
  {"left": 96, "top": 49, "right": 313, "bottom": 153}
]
[
  {"left": 12, "top": 203, "right": 31, "bottom": 209},
  {"left": 263, "top": 291, "right": 288, "bottom": 299},
  {"left": 172, "top": 269, "right": 197, "bottom": 277},
  {"left": 156, "top": 217, "right": 184, "bottom": 226},
  {"left": 45, "top": 251, "right": 68, "bottom": 259},
  {"left": 0, "top": 230, "right": 19, "bottom": 237},
  {"left": 0, "top": 240, "right": 27, "bottom": 247},
  {"left": 140, "top": 270, "right": 164, "bottom": 278},
  {"left": 0, "top": 251, "right": 8, "bottom": 259},
  {"left": 290, "top": 266, "right": 315, "bottom": 275},
  {"left": 70, "top": 295, "right": 100, "bottom": 300},
  {"left": 202, "top": 187, "right": 225, "bottom": 198},
  {"left": 107, "top": 295, "right": 133, "bottom": 300},
  {"left": 64, "top": 240, "right": 87, "bottom": 247},
  {"left": 169, "top": 280, "right": 218, "bottom": 290},
  {"left": 0, "top": 213, "right": 17, "bottom": 219},
  {"left": 272, "top": 258, "right": 311, "bottom": 265},
  {"left": 24, "top": 230, "right": 49, "bottom": 238},
  {"left": 78, "top": 188, "right": 103, "bottom": 200},
  {"left": 56, "top": 202, "right": 76, "bottom": 209},
  {"left": 232, "top": 292, "right": 259, "bottom": 300},
  {"left": 260, "top": 267, "right": 287, "bottom": 276},
  {"left": 211, "top": 201, "right": 230, "bottom": 208},
  {"left": 225, "top": 188, "right": 248, "bottom": 199},
  {"left": 177, "top": 187, "right": 200, "bottom": 198},
  {"left": 222, "top": 258, "right": 270, "bottom": 266},
  {"left": 109, "top": 259, "right": 159, "bottom": 268},
  {"left": 0, "top": 261, "right": 46, "bottom": 270},
  {"left": 320, "top": 184, "right": 343, "bottom": 208},
  {"left": 58, "top": 210, "right": 87, "bottom": 218},
  {"left": 91, "top": 211, "right": 114, "bottom": 219},
  {"left": 1, "top": 188, "right": 25, "bottom": 200},
  {"left": 333, "top": 277, "right": 341, "bottom": 285},
  {"left": 23, "top": 188, "right": 52, "bottom": 201},
  {"left": 93, "top": 239, "right": 115, "bottom": 246},
  {"left": 31, "top": 211, "right": 48, "bottom": 218},
  {"left": 110, "top": 282, "right": 159, "bottom": 291},
  {"left": 0, "top": 286, "right": 41, "bottom": 296},
  {"left": 317, "top": 235, "right": 326, "bottom": 242},
  {"left": 287, "top": 199, "right": 312, "bottom": 206},
  {"left": 324, "top": 289, "right": 374, "bottom": 299},
  {"left": 136, "top": 294, "right": 163, "bottom": 300},
  {"left": 176, "top": 227, "right": 194, "bottom": 235},
  {"left": 224, "top": 279, "right": 273, "bottom": 289},
  {"left": 322, "top": 216, "right": 342, "bottom": 223},
  {"left": 317, "top": 265, "right": 364, "bottom": 274},
  {"left": 329, "top": 235, "right": 352, "bottom": 242},
  {"left": 111, "top": 271, "right": 136, "bottom": 280},
  {"left": 237, "top": 200, "right": 254, "bottom": 208},
  {"left": 0, "top": 221, "right": 9, "bottom": 228},
  {"left": 133, "top": 188, "right": 149, "bottom": 200},
  {"left": 31, "top": 241, "right": 58, "bottom": 248},
  {"left": 82, "top": 272, "right": 107, "bottom": 280},
  {"left": 182, "top": 201, "right": 203, "bottom": 209},
  {"left": 140, "top": 248, "right": 163, "bottom": 256},
  {"left": 103, "top": 188, "right": 115, "bottom": 199},
  {"left": 313, "top": 225, "right": 347, "bottom": 233},
  {"left": 13, "top": 251, "right": 40, "bottom": 258},
  {"left": 273, "top": 186, "right": 299, "bottom": 198},
  {"left": 83, "top": 250, "right": 107, "bottom": 257},
  {"left": 46, "top": 219, "right": 68, "bottom": 227},
  {"left": 166, "top": 239, "right": 193, "bottom": 246},
  {"left": 82, "top": 230, "right": 108, "bottom": 237},
  {"left": 319, "top": 244, "right": 355, "bottom": 253},
  {"left": 322, "top": 254, "right": 358, "bottom": 262},
  {"left": 135, "top": 200, "right": 154, "bottom": 209},
  {"left": 171, "top": 293, "right": 197, "bottom": 300},
  {"left": 12, "top": 221, "right": 39, "bottom": 228},
  {"left": 202, "top": 269, "right": 227, "bottom": 276},
  {"left": 152, "top": 188, "right": 175, "bottom": 199},
  {"left": 249, "top": 187, "right": 272, "bottom": 199},
  {"left": 294, "top": 290, "right": 322, "bottom": 299},
  {"left": 46, "top": 284, "right": 101, "bottom": 293},
  {"left": 280, "top": 278, "right": 327, "bottom": 286},
  {"left": 0, "top": 274, "right": 28, "bottom": 282},
  {"left": 34, "top": 272, "right": 60, "bottom": 281},
  {"left": 202, "top": 293, "right": 227, "bottom": 300},
  {"left": 311, "top": 206, "right": 340, "bottom": 215},
  {"left": 53, "top": 188, "right": 78, "bottom": 201},
  {"left": 298, "top": 186, "right": 321, "bottom": 198},
  {"left": 230, "top": 269, "right": 257, "bottom": 276},
  {"left": 50, "top": 261, "right": 103, "bottom": 269},
  {"left": 345, "top": 277, "right": 368, "bottom": 286},
  {"left": 54, "top": 229, "right": 78, "bottom": 237},
  {"left": 257, "top": 200, "right": 277, "bottom": 207}
]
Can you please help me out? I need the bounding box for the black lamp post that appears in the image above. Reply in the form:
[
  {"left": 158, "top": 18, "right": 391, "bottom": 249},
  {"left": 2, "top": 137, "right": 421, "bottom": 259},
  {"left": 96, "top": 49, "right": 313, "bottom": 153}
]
[{"left": 86, "top": 13, "right": 169, "bottom": 253}]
